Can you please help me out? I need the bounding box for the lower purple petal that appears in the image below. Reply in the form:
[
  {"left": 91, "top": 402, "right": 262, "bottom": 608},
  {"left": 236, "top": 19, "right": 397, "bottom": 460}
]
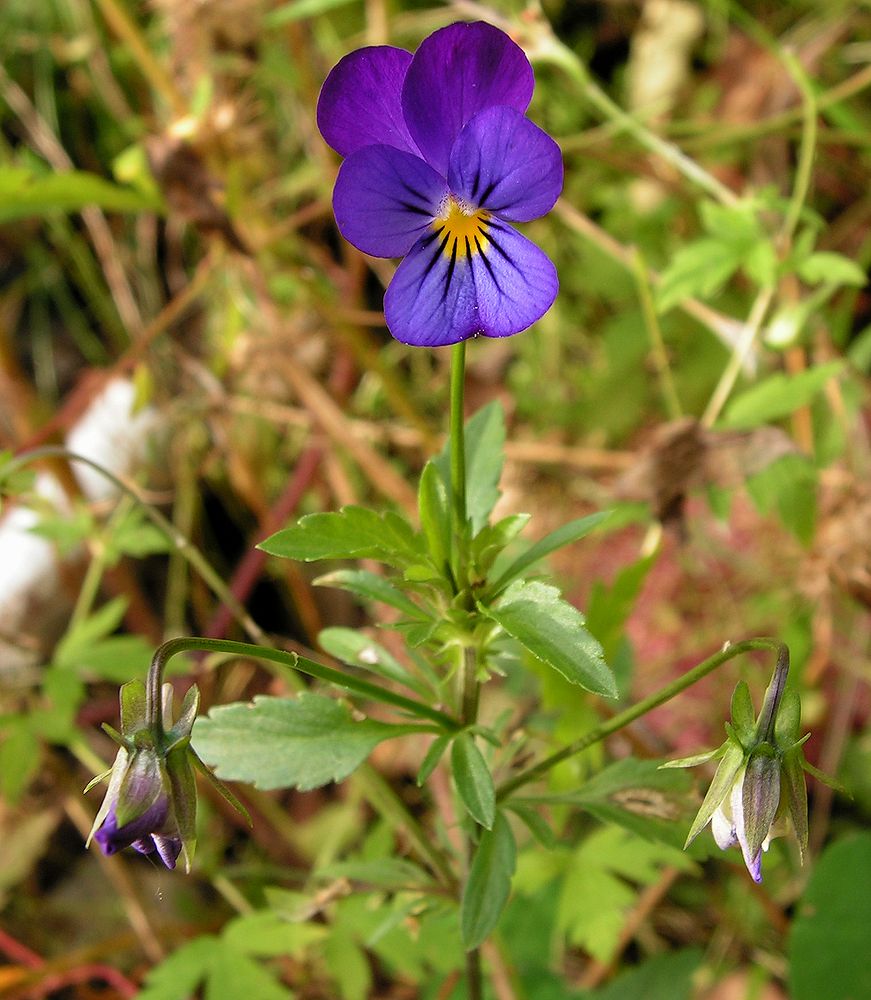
[
  {"left": 333, "top": 145, "right": 448, "bottom": 258},
  {"left": 470, "top": 220, "right": 558, "bottom": 338},
  {"left": 383, "top": 219, "right": 557, "bottom": 346}
]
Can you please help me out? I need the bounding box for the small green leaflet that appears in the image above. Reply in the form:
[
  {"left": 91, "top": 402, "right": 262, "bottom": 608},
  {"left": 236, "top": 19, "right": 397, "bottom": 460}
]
[
  {"left": 451, "top": 733, "right": 496, "bottom": 829},
  {"left": 460, "top": 812, "right": 516, "bottom": 950},
  {"left": 317, "top": 626, "right": 430, "bottom": 698},
  {"left": 481, "top": 580, "right": 617, "bottom": 698},
  {"left": 258, "top": 506, "right": 422, "bottom": 568},
  {"left": 192, "top": 692, "right": 418, "bottom": 791},
  {"left": 314, "top": 568, "right": 424, "bottom": 618}
]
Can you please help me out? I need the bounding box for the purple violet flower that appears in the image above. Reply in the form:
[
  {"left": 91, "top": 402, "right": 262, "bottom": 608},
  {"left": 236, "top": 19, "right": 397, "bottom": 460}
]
[{"left": 317, "top": 21, "right": 563, "bottom": 347}]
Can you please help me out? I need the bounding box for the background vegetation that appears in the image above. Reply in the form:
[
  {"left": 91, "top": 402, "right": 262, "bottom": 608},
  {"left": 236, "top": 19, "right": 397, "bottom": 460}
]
[{"left": 1, "top": 0, "right": 870, "bottom": 998}]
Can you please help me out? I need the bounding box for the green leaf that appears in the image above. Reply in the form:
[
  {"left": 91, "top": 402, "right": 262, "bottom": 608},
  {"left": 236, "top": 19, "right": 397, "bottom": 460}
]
[
  {"left": 318, "top": 627, "right": 427, "bottom": 696},
  {"left": 745, "top": 454, "right": 817, "bottom": 544},
  {"left": 481, "top": 581, "right": 616, "bottom": 698},
  {"left": 720, "top": 361, "right": 843, "bottom": 430},
  {"left": 192, "top": 693, "right": 416, "bottom": 791},
  {"left": 259, "top": 507, "right": 421, "bottom": 568},
  {"left": 318, "top": 857, "right": 433, "bottom": 890},
  {"left": 0, "top": 166, "right": 163, "bottom": 223},
  {"left": 593, "top": 949, "right": 703, "bottom": 1000},
  {"left": 323, "top": 928, "right": 371, "bottom": 1000},
  {"left": 418, "top": 461, "right": 451, "bottom": 576},
  {"left": 471, "top": 514, "right": 531, "bottom": 576},
  {"left": 451, "top": 733, "right": 496, "bottom": 829},
  {"left": 435, "top": 401, "right": 506, "bottom": 533},
  {"left": 789, "top": 833, "right": 871, "bottom": 1000},
  {"left": 136, "top": 938, "right": 217, "bottom": 1000},
  {"left": 205, "top": 947, "right": 294, "bottom": 1000},
  {"left": 222, "top": 911, "right": 326, "bottom": 958},
  {"left": 460, "top": 812, "right": 516, "bottom": 950},
  {"left": 797, "top": 251, "right": 867, "bottom": 287},
  {"left": 506, "top": 803, "right": 557, "bottom": 849},
  {"left": 488, "top": 512, "right": 608, "bottom": 596},
  {"left": 265, "top": 0, "right": 358, "bottom": 27},
  {"left": 59, "top": 634, "right": 152, "bottom": 682},
  {"left": 0, "top": 721, "right": 41, "bottom": 803},
  {"left": 656, "top": 238, "right": 744, "bottom": 312},
  {"left": 559, "top": 757, "right": 701, "bottom": 853},
  {"left": 417, "top": 734, "right": 450, "bottom": 786},
  {"left": 53, "top": 597, "right": 128, "bottom": 667},
  {"left": 314, "top": 568, "right": 425, "bottom": 618}
]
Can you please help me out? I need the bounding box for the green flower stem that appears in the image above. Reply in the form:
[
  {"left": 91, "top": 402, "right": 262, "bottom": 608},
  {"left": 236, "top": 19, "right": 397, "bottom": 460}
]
[
  {"left": 755, "top": 643, "right": 790, "bottom": 744},
  {"left": 4, "top": 447, "right": 265, "bottom": 643},
  {"left": 460, "top": 645, "right": 480, "bottom": 727},
  {"left": 354, "top": 763, "right": 458, "bottom": 890},
  {"left": 450, "top": 340, "right": 468, "bottom": 592},
  {"left": 496, "top": 638, "right": 788, "bottom": 801},
  {"left": 145, "top": 636, "right": 461, "bottom": 732},
  {"left": 537, "top": 36, "right": 738, "bottom": 207}
]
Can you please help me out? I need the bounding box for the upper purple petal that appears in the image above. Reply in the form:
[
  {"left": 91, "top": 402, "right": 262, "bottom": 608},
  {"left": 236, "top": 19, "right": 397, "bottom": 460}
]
[
  {"left": 401, "top": 22, "right": 534, "bottom": 175},
  {"left": 317, "top": 46, "right": 418, "bottom": 157},
  {"left": 383, "top": 217, "right": 557, "bottom": 346},
  {"left": 448, "top": 107, "right": 563, "bottom": 222},
  {"left": 333, "top": 144, "right": 448, "bottom": 257}
]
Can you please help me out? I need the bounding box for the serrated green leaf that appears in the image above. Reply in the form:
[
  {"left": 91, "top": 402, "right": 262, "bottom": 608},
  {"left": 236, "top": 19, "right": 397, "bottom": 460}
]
[
  {"left": 435, "top": 401, "right": 506, "bottom": 533},
  {"left": 797, "top": 251, "right": 867, "bottom": 287},
  {"left": 259, "top": 507, "right": 421, "bottom": 568},
  {"left": 314, "top": 568, "right": 424, "bottom": 618},
  {"left": 418, "top": 461, "right": 451, "bottom": 576},
  {"left": 488, "top": 512, "right": 608, "bottom": 596},
  {"left": 0, "top": 166, "right": 163, "bottom": 223},
  {"left": 720, "top": 361, "right": 843, "bottom": 430},
  {"left": 318, "top": 627, "right": 426, "bottom": 695},
  {"left": 481, "top": 581, "right": 616, "bottom": 698},
  {"left": 192, "top": 693, "right": 416, "bottom": 791},
  {"left": 451, "top": 733, "right": 495, "bottom": 829},
  {"left": 656, "top": 238, "right": 744, "bottom": 313},
  {"left": 460, "top": 812, "right": 516, "bottom": 950}
]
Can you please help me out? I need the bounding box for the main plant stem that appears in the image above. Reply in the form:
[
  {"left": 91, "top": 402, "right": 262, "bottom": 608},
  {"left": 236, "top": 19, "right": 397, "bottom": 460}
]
[
  {"left": 450, "top": 341, "right": 468, "bottom": 592},
  {"left": 497, "top": 638, "right": 788, "bottom": 800}
]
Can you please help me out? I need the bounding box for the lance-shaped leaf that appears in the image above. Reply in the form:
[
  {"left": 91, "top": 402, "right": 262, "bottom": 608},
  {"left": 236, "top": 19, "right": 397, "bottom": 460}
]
[
  {"left": 192, "top": 693, "right": 418, "bottom": 791},
  {"left": 460, "top": 811, "right": 516, "bottom": 950},
  {"left": 451, "top": 733, "right": 496, "bottom": 829}
]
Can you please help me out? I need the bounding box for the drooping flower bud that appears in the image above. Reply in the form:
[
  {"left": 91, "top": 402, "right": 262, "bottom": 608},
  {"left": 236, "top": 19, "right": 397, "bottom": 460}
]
[
  {"left": 87, "top": 677, "right": 247, "bottom": 872},
  {"left": 662, "top": 646, "right": 816, "bottom": 882}
]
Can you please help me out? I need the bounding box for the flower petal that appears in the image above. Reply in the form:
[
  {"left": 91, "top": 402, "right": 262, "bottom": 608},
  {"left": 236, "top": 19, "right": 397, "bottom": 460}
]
[
  {"left": 317, "top": 46, "right": 418, "bottom": 157},
  {"left": 711, "top": 805, "right": 736, "bottom": 850},
  {"left": 402, "top": 22, "right": 534, "bottom": 174},
  {"left": 469, "top": 220, "right": 558, "bottom": 337},
  {"left": 448, "top": 107, "right": 563, "bottom": 222},
  {"left": 334, "top": 145, "right": 448, "bottom": 257},
  {"left": 384, "top": 228, "right": 481, "bottom": 346},
  {"left": 383, "top": 219, "right": 556, "bottom": 345}
]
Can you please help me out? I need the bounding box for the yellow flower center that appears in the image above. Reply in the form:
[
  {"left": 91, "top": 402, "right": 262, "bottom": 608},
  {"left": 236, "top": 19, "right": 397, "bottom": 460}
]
[{"left": 433, "top": 198, "right": 490, "bottom": 258}]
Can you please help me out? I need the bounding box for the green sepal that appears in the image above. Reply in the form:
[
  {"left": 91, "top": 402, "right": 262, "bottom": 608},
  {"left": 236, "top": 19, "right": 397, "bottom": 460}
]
[
  {"left": 774, "top": 688, "right": 802, "bottom": 745},
  {"left": 189, "top": 748, "right": 252, "bottom": 827},
  {"left": 119, "top": 679, "right": 148, "bottom": 734},
  {"left": 100, "top": 723, "right": 126, "bottom": 748},
  {"left": 86, "top": 746, "right": 129, "bottom": 846},
  {"left": 730, "top": 681, "right": 755, "bottom": 742},
  {"left": 660, "top": 744, "right": 725, "bottom": 769},
  {"left": 166, "top": 685, "right": 200, "bottom": 747},
  {"left": 83, "top": 766, "right": 114, "bottom": 794},
  {"left": 800, "top": 758, "right": 851, "bottom": 797},
  {"left": 166, "top": 746, "right": 198, "bottom": 872},
  {"left": 781, "top": 747, "right": 809, "bottom": 862},
  {"left": 684, "top": 742, "right": 745, "bottom": 848}
]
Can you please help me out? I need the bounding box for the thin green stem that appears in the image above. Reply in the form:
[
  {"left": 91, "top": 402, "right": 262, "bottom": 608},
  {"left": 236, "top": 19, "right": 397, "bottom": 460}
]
[
  {"left": 496, "top": 638, "right": 787, "bottom": 801},
  {"left": 354, "top": 764, "right": 457, "bottom": 890},
  {"left": 450, "top": 341, "right": 468, "bottom": 592},
  {"left": 460, "top": 645, "right": 480, "bottom": 727},
  {"left": 632, "top": 248, "right": 683, "bottom": 420},
  {"left": 146, "top": 636, "right": 461, "bottom": 732},
  {"left": 780, "top": 51, "right": 818, "bottom": 246},
  {"left": 4, "top": 447, "right": 265, "bottom": 642},
  {"left": 466, "top": 947, "right": 483, "bottom": 1000},
  {"left": 538, "top": 37, "right": 738, "bottom": 207}
]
